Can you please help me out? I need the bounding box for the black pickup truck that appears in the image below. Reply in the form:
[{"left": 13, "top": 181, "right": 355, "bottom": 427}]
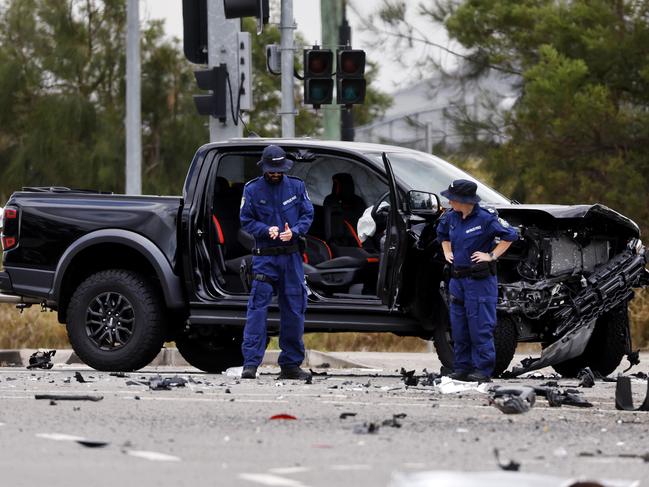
[{"left": 1, "top": 139, "right": 648, "bottom": 376}]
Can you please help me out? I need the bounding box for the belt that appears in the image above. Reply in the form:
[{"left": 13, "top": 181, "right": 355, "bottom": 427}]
[
  {"left": 252, "top": 243, "right": 299, "bottom": 256},
  {"left": 451, "top": 261, "right": 497, "bottom": 279}
]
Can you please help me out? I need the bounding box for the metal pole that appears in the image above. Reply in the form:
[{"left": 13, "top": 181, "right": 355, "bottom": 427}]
[
  {"left": 125, "top": 0, "right": 141, "bottom": 195},
  {"left": 280, "top": 0, "right": 295, "bottom": 137},
  {"left": 425, "top": 122, "right": 434, "bottom": 154},
  {"left": 207, "top": 0, "right": 242, "bottom": 141},
  {"left": 321, "top": 0, "right": 342, "bottom": 140}
]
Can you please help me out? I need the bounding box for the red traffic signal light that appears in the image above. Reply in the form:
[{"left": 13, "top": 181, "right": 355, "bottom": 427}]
[
  {"left": 304, "top": 48, "right": 334, "bottom": 108},
  {"left": 337, "top": 49, "right": 366, "bottom": 106}
]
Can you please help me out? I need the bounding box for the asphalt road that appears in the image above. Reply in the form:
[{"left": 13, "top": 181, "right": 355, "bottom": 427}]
[{"left": 1, "top": 353, "right": 648, "bottom": 487}]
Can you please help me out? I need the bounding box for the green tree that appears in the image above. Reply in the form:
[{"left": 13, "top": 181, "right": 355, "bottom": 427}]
[{"left": 367, "top": 0, "right": 649, "bottom": 235}]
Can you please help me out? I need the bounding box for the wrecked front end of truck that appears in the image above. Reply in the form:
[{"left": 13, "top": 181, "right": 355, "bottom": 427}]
[{"left": 495, "top": 204, "right": 649, "bottom": 377}]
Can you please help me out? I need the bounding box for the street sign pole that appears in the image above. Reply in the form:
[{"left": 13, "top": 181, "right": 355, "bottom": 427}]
[
  {"left": 280, "top": 0, "right": 296, "bottom": 137},
  {"left": 207, "top": 0, "right": 243, "bottom": 141}
]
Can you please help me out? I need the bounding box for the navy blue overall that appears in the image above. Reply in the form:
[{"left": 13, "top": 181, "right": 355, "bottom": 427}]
[
  {"left": 239, "top": 175, "right": 314, "bottom": 367},
  {"left": 437, "top": 206, "right": 518, "bottom": 376}
]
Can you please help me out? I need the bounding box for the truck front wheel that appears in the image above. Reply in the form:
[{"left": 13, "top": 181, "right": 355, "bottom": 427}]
[{"left": 66, "top": 269, "right": 166, "bottom": 371}]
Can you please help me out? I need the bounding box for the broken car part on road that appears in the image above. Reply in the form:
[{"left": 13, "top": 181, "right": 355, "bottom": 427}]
[{"left": 615, "top": 376, "right": 649, "bottom": 411}]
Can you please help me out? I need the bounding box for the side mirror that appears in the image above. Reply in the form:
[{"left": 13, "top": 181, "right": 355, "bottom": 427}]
[{"left": 407, "top": 191, "right": 440, "bottom": 215}]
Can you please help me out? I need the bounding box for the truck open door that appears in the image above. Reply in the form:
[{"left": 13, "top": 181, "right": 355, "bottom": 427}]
[{"left": 377, "top": 152, "right": 408, "bottom": 310}]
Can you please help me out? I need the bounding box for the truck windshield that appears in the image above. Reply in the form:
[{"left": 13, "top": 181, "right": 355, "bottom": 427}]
[{"left": 365, "top": 151, "right": 511, "bottom": 205}]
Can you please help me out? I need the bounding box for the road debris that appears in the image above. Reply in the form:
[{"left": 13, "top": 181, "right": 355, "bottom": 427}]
[
  {"left": 489, "top": 386, "right": 536, "bottom": 414},
  {"left": 309, "top": 369, "right": 328, "bottom": 376},
  {"left": 76, "top": 439, "right": 109, "bottom": 448},
  {"left": 225, "top": 366, "right": 243, "bottom": 377},
  {"left": 400, "top": 368, "right": 418, "bottom": 386},
  {"left": 352, "top": 422, "right": 379, "bottom": 434},
  {"left": 533, "top": 386, "right": 593, "bottom": 408},
  {"left": 493, "top": 448, "right": 520, "bottom": 471},
  {"left": 579, "top": 451, "right": 649, "bottom": 462},
  {"left": 27, "top": 350, "right": 56, "bottom": 370},
  {"left": 269, "top": 414, "right": 297, "bottom": 420},
  {"left": 74, "top": 371, "right": 91, "bottom": 383},
  {"left": 382, "top": 413, "right": 407, "bottom": 428},
  {"left": 339, "top": 412, "right": 357, "bottom": 419},
  {"left": 577, "top": 367, "right": 596, "bottom": 388},
  {"left": 148, "top": 376, "right": 187, "bottom": 390},
  {"left": 109, "top": 372, "right": 128, "bottom": 378},
  {"left": 615, "top": 376, "right": 649, "bottom": 411},
  {"left": 35, "top": 394, "right": 103, "bottom": 402},
  {"left": 125, "top": 450, "right": 181, "bottom": 462}
]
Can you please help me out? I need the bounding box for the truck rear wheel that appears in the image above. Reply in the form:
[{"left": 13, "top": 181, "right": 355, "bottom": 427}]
[
  {"left": 176, "top": 333, "right": 244, "bottom": 373},
  {"left": 66, "top": 269, "right": 166, "bottom": 371},
  {"left": 551, "top": 304, "right": 628, "bottom": 377}
]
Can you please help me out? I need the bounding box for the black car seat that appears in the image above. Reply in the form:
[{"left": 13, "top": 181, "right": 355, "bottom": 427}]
[
  {"left": 323, "top": 173, "right": 367, "bottom": 252},
  {"left": 322, "top": 172, "right": 379, "bottom": 270}
]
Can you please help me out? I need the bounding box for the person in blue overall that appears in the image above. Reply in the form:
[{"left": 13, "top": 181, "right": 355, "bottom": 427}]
[
  {"left": 239, "top": 145, "right": 314, "bottom": 380},
  {"left": 436, "top": 179, "right": 518, "bottom": 382}
]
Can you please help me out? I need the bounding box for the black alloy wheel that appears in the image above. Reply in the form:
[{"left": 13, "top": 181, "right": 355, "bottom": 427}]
[{"left": 85, "top": 292, "right": 135, "bottom": 350}]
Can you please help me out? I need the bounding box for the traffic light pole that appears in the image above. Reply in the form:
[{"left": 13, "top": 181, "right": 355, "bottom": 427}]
[
  {"left": 280, "top": 0, "right": 296, "bottom": 137},
  {"left": 207, "top": 0, "right": 242, "bottom": 141}
]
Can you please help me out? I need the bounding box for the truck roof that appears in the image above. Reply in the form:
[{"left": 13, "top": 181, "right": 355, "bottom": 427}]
[{"left": 202, "top": 138, "right": 421, "bottom": 157}]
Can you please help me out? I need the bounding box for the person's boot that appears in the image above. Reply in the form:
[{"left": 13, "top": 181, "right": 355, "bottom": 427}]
[
  {"left": 466, "top": 371, "right": 492, "bottom": 383},
  {"left": 278, "top": 366, "right": 312, "bottom": 381},
  {"left": 447, "top": 370, "right": 470, "bottom": 381},
  {"left": 241, "top": 366, "right": 257, "bottom": 379}
]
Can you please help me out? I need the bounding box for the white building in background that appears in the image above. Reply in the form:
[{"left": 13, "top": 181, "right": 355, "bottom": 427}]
[{"left": 355, "top": 71, "right": 518, "bottom": 152}]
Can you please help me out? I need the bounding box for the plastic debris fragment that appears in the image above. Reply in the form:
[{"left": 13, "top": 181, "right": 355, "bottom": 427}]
[{"left": 27, "top": 350, "right": 56, "bottom": 370}]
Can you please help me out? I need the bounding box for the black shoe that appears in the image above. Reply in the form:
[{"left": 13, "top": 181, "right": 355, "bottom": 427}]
[
  {"left": 241, "top": 366, "right": 257, "bottom": 379},
  {"left": 466, "top": 372, "right": 492, "bottom": 383},
  {"left": 448, "top": 370, "right": 470, "bottom": 381},
  {"left": 278, "top": 366, "right": 312, "bottom": 381}
]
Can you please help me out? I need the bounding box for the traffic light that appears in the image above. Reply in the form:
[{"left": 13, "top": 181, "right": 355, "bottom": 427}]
[
  {"left": 336, "top": 49, "right": 366, "bottom": 106},
  {"left": 223, "top": 0, "right": 269, "bottom": 23},
  {"left": 182, "top": 0, "right": 207, "bottom": 64},
  {"left": 303, "top": 48, "right": 334, "bottom": 108},
  {"left": 193, "top": 65, "right": 227, "bottom": 121}
]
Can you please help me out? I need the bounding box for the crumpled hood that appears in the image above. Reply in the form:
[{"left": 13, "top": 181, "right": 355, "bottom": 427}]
[{"left": 492, "top": 203, "right": 641, "bottom": 238}]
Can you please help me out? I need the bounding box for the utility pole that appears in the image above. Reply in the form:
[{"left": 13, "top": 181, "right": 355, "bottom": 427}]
[
  {"left": 321, "top": 0, "right": 342, "bottom": 140},
  {"left": 280, "top": 0, "right": 296, "bottom": 138},
  {"left": 207, "top": 0, "right": 242, "bottom": 141},
  {"left": 125, "top": 0, "right": 141, "bottom": 195}
]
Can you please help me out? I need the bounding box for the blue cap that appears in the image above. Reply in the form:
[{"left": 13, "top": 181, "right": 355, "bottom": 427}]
[
  {"left": 257, "top": 145, "right": 293, "bottom": 173},
  {"left": 440, "top": 179, "right": 481, "bottom": 204}
]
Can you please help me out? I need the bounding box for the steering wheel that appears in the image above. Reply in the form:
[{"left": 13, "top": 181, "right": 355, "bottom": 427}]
[{"left": 370, "top": 190, "right": 391, "bottom": 221}]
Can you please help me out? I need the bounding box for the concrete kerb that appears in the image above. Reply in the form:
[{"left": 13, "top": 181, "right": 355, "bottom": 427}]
[{"left": 0, "top": 348, "right": 372, "bottom": 369}]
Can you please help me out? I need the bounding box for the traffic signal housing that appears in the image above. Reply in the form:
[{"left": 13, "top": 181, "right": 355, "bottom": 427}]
[
  {"left": 193, "top": 65, "right": 227, "bottom": 121},
  {"left": 337, "top": 49, "right": 366, "bottom": 106},
  {"left": 303, "top": 48, "right": 334, "bottom": 108},
  {"left": 182, "top": 0, "right": 208, "bottom": 64},
  {"left": 223, "top": 0, "right": 269, "bottom": 23}
]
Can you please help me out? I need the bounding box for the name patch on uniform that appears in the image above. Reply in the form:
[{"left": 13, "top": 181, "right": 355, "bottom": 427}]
[
  {"left": 466, "top": 225, "right": 482, "bottom": 234},
  {"left": 283, "top": 195, "right": 297, "bottom": 206}
]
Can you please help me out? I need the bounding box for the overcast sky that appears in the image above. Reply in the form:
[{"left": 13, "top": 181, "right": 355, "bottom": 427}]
[{"left": 139, "top": 0, "right": 456, "bottom": 94}]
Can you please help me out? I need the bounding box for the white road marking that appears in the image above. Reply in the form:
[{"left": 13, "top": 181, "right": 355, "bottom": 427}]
[
  {"left": 239, "top": 473, "right": 309, "bottom": 486},
  {"left": 36, "top": 433, "right": 86, "bottom": 442},
  {"left": 126, "top": 450, "right": 181, "bottom": 462}
]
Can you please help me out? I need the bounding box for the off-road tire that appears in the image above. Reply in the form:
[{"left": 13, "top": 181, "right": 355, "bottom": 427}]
[
  {"left": 551, "top": 304, "right": 629, "bottom": 377},
  {"left": 493, "top": 315, "right": 518, "bottom": 377},
  {"left": 432, "top": 311, "right": 518, "bottom": 377},
  {"left": 176, "top": 333, "right": 244, "bottom": 373},
  {"left": 66, "top": 269, "right": 166, "bottom": 371}
]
